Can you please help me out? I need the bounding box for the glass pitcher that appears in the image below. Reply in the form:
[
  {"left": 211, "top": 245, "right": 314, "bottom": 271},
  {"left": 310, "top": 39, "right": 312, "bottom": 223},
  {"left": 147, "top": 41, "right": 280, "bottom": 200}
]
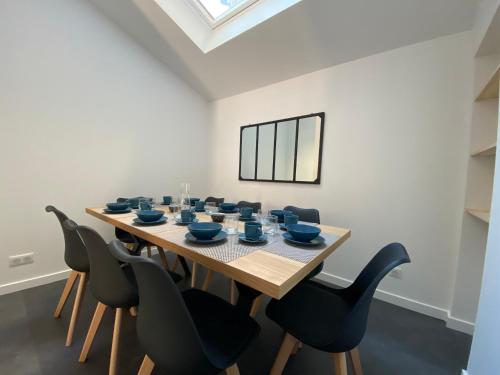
[{"left": 179, "top": 182, "right": 191, "bottom": 211}]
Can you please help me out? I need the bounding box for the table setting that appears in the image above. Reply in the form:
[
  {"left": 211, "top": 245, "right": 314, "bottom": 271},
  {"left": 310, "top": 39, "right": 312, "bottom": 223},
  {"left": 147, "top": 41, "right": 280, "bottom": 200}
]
[{"left": 85, "top": 183, "right": 350, "bottom": 299}]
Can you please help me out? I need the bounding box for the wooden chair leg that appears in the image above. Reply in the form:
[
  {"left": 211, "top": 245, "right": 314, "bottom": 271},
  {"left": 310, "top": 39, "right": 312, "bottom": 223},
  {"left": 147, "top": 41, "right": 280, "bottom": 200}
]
[
  {"left": 65, "top": 272, "right": 87, "bottom": 346},
  {"left": 172, "top": 256, "right": 180, "bottom": 272},
  {"left": 249, "top": 295, "right": 263, "bottom": 318},
  {"left": 109, "top": 308, "right": 123, "bottom": 375},
  {"left": 348, "top": 347, "right": 363, "bottom": 375},
  {"left": 129, "top": 306, "right": 138, "bottom": 317},
  {"left": 146, "top": 246, "right": 152, "bottom": 258},
  {"left": 225, "top": 363, "right": 240, "bottom": 375},
  {"left": 54, "top": 270, "right": 78, "bottom": 318},
  {"left": 137, "top": 355, "right": 154, "bottom": 375},
  {"left": 291, "top": 340, "right": 301, "bottom": 355},
  {"left": 79, "top": 302, "right": 108, "bottom": 362},
  {"left": 229, "top": 279, "right": 237, "bottom": 305},
  {"left": 331, "top": 352, "right": 348, "bottom": 375},
  {"left": 202, "top": 270, "right": 214, "bottom": 291},
  {"left": 191, "top": 262, "right": 198, "bottom": 288},
  {"left": 157, "top": 247, "right": 170, "bottom": 271},
  {"left": 269, "top": 333, "right": 298, "bottom": 375}
]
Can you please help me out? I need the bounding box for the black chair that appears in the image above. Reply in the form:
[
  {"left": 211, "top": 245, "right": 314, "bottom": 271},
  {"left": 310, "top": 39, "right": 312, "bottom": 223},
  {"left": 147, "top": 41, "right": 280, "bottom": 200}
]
[
  {"left": 63, "top": 220, "right": 139, "bottom": 375},
  {"left": 284, "top": 205, "right": 323, "bottom": 278},
  {"left": 236, "top": 200, "right": 261, "bottom": 213},
  {"left": 108, "top": 240, "right": 260, "bottom": 375},
  {"left": 283, "top": 205, "right": 320, "bottom": 224},
  {"left": 64, "top": 221, "right": 181, "bottom": 375},
  {"left": 46, "top": 205, "right": 90, "bottom": 347},
  {"left": 205, "top": 196, "right": 225, "bottom": 207},
  {"left": 266, "top": 243, "right": 410, "bottom": 375}
]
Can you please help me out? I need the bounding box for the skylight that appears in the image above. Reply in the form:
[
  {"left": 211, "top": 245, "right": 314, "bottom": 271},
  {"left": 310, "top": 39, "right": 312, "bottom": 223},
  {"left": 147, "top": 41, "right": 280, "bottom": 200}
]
[
  {"left": 195, "top": 0, "right": 257, "bottom": 26},
  {"left": 152, "top": 0, "right": 301, "bottom": 52}
]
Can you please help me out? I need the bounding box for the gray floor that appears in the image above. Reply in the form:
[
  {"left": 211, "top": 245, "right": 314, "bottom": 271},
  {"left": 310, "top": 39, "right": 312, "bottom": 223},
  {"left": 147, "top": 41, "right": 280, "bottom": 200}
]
[{"left": 0, "top": 254, "right": 471, "bottom": 375}]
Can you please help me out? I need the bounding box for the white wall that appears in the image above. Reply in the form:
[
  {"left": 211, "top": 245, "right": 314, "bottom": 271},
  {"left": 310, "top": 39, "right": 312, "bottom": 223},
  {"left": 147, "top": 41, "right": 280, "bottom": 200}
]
[
  {"left": 209, "top": 32, "right": 472, "bottom": 324},
  {"left": 0, "top": 0, "right": 210, "bottom": 292}
]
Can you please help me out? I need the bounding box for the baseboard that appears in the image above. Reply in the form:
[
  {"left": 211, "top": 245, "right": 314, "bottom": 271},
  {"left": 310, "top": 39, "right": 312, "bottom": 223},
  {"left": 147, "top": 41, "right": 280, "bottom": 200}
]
[
  {"left": 0, "top": 269, "right": 72, "bottom": 296},
  {"left": 447, "top": 313, "right": 475, "bottom": 335},
  {"left": 316, "top": 271, "right": 475, "bottom": 335}
]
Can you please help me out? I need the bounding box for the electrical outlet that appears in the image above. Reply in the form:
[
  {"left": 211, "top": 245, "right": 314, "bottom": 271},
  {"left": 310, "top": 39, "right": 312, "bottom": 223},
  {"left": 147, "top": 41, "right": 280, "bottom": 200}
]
[
  {"left": 389, "top": 267, "right": 402, "bottom": 279},
  {"left": 9, "top": 252, "right": 34, "bottom": 267}
]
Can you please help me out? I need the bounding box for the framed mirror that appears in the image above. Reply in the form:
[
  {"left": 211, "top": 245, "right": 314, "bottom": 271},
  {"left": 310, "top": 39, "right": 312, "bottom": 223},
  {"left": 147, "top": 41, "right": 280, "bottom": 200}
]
[{"left": 239, "top": 112, "right": 324, "bottom": 184}]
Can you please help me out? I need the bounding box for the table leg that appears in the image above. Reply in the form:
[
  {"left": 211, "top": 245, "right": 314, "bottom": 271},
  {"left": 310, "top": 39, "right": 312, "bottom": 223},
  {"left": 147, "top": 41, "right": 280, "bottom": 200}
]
[{"left": 234, "top": 281, "right": 262, "bottom": 315}]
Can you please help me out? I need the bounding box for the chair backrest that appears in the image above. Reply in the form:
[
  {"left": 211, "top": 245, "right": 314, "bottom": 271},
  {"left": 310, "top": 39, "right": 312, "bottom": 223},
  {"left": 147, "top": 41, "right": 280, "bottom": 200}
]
[
  {"left": 205, "top": 196, "right": 224, "bottom": 207},
  {"left": 108, "top": 240, "right": 213, "bottom": 374},
  {"left": 327, "top": 243, "right": 410, "bottom": 351},
  {"left": 283, "top": 206, "right": 320, "bottom": 224},
  {"left": 45, "top": 206, "right": 89, "bottom": 272},
  {"left": 236, "top": 201, "right": 262, "bottom": 213},
  {"left": 63, "top": 220, "right": 138, "bottom": 308}
]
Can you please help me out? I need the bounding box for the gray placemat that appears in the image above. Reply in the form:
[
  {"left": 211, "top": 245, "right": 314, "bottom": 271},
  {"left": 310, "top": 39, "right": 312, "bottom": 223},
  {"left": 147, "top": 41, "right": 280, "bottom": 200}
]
[
  {"left": 261, "top": 232, "right": 340, "bottom": 263},
  {"left": 165, "top": 231, "right": 271, "bottom": 263}
]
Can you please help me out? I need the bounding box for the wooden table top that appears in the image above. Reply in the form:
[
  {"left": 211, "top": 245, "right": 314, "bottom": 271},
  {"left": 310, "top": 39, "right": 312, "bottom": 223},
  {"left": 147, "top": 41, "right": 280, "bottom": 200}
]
[{"left": 86, "top": 207, "right": 350, "bottom": 299}]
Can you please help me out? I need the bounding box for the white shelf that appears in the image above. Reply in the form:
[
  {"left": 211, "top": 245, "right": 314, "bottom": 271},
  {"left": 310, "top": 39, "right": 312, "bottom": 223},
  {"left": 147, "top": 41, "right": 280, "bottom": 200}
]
[
  {"left": 471, "top": 143, "right": 497, "bottom": 157},
  {"left": 476, "top": 65, "right": 500, "bottom": 101},
  {"left": 466, "top": 208, "right": 490, "bottom": 224}
]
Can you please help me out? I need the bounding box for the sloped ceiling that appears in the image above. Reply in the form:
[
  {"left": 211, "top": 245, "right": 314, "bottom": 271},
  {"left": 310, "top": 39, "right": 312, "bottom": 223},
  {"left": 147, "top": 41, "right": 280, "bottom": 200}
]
[{"left": 89, "top": 0, "right": 479, "bottom": 100}]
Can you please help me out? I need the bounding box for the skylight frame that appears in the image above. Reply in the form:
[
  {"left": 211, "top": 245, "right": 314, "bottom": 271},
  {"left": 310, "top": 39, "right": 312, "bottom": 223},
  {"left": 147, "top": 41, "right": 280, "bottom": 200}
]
[{"left": 193, "top": 0, "right": 259, "bottom": 28}]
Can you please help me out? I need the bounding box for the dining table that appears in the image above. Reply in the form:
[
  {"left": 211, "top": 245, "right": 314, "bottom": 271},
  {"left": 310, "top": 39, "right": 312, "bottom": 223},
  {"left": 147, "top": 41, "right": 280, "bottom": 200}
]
[{"left": 86, "top": 206, "right": 351, "bottom": 313}]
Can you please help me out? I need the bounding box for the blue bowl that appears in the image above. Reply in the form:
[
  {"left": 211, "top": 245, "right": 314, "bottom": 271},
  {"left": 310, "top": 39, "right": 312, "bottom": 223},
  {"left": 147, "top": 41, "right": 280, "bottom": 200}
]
[
  {"left": 106, "top": 202, "right": 130, "bottom": 211},
  {"left": 219, "top": 202, "right": 237, "bottom": 211},
  {"left": 136, "top": 210, "right": 164, "bottom": 222},
  {"left": 188, "top": 222, "right": 222, "bottom": 240},
  {"left": 287, "top": 224, "right": 321, "bottom": 242}
]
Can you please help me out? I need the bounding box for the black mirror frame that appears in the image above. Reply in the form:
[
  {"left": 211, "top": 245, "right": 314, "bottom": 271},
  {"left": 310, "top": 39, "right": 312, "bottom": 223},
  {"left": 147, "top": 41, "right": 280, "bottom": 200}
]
[{"left": 238, "top": 112, "right": 325, "bottom": 184}]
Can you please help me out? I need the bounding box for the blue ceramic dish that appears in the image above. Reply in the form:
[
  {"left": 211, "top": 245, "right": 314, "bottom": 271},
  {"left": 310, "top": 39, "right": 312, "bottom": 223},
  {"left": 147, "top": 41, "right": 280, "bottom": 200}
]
[
  {"left": 104, "top": 208, "right": 131, "bottom": 214},
  {"left": 185, "top": 231, "right": 227, "bottom": 244},
  {"left": 106, "top": 202, "right": 130, "bottom": 211},
  {"left": 133, "top": 217, "right": 167, "bottom": 226},
  {"left": 282, "top": 232, "right": 325, "bottom": 246},
  {"left": 188, "top": 222, "right": 222, "bottom": 240},
  {"left": 189, "top": 198, "right": 201, "bottom": 206},
  {"left": 269, "top": 209, "right": 292, "bottom": 223},
  {"left": 219, "top": 202, "right": 237, "bottom": 211},
  {"left": 239, "top": 233, "right": 267, "bottom": 244},
  {"left": 287, "top": 223, "right": 321, "bottom": 242},
  {"left": 175, "top": 218, "right": 199, "bottom": 225},
  {"left": 136, "top": 210, "right": 164, "bottom": 222}
]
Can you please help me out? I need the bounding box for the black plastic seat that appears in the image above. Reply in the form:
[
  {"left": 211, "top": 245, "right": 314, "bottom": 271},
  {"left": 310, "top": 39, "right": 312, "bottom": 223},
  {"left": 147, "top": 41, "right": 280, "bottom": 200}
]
[
  {"left": 64, "top": 220, "right": 141, "bottom": 375},
  {"left": 45, "top": 205, "right": 90, "bottom": 347},
  {"left": 205, "top": 196, "right": 225, "bottom": 207},
  {"left": 109, "top": 240, "right": 260, "bottom": 375},
  {"left": 236, "top": 200, "right": 261, "bottom": 213},
  {"left": 46, "top": 206, "right": 89, "bottom": 272},
  {"left": 283, "top": 205, "right": 320, "bottom": 224},
  {"left": 265, "top": 243, "right": 410, "bottom": 375}
]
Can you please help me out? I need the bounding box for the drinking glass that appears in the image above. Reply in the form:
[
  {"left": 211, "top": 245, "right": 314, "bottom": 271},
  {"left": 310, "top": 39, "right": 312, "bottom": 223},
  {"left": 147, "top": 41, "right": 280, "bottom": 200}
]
[
  {"left": 256, "top": 209, "right": 263, "bottom": 223},
  {"left": 179, "top": 182, "right": 191, "bottom": 211},
  {"left": 224, "top": 214, "right": 239, "bottom": 235},
  {"left": 263, "top": 215, "right": 278, "bottom": 235},
  {"left": 205, "top": 201, "right": 217, "bottom": 214}
]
